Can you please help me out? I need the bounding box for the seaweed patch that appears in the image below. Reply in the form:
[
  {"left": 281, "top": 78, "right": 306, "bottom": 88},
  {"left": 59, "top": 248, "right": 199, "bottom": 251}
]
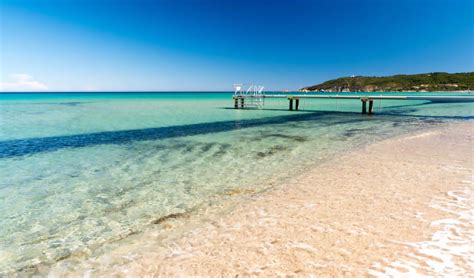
[
  {"left": 256, "top": 145, "right": 289, "bottom": 158},
  {"left": 213, "top": 144, "right": 230, "bottom": 157},
  {"left": 151, "top": 212, "right": 189, "bottom": 225},
  {"left": 255, "top": 133, "right": 308, "bottom": 143}
]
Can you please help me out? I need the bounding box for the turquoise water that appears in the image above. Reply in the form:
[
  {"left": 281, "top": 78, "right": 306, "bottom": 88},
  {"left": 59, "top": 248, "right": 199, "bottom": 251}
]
[{"left": 0, "top": 92, "right": 472, "bottom": 274}]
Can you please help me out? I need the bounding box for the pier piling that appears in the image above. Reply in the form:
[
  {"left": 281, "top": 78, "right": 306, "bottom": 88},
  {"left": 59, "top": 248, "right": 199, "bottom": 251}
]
[
  {"left": 368, "top": 100, "right": 374, "bottom": 114},
  {"left": 361, "top": 99, "right": 367, "bottom": 114},
  {"left": 288, "top": 97, "right": 300, "bottom": 111}
]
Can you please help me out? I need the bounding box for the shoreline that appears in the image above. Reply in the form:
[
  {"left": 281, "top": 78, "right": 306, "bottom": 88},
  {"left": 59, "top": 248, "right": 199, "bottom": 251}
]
[{"left": 48, "top": 121, "right": 473, "bottom": 276}]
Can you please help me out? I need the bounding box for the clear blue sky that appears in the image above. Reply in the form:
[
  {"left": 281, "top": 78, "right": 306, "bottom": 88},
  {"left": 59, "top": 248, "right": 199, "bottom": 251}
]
[{"left": 1, "top": 0, "right": 473, "bottom": 91}]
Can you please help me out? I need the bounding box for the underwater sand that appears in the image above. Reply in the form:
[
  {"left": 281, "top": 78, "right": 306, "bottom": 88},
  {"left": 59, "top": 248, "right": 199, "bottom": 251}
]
[{"left": 46, "top": 122, "right": 473, "bottom": 277}]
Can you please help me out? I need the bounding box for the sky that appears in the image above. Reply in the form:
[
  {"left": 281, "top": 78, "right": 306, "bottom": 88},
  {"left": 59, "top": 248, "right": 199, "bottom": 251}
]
[{"left": 0, "top": 0, "right": 473, "bottom": 91}]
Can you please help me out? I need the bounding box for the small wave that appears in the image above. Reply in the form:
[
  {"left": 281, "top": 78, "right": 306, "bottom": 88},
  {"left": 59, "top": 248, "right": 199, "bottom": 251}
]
[
  {"left": 401, "top": 131, "right": 440, "bottom": 140},
  {"left": 369, "top": 182, "right": 474, "bottom": 276}
]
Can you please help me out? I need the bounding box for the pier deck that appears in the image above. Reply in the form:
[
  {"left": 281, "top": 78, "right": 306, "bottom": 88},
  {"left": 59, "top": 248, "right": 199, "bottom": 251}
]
[{"left": 232, "top": 94, "right": 474, "bottom": 114}]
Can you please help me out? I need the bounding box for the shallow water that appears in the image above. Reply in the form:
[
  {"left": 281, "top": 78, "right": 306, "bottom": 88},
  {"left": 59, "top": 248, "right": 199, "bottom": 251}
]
[
  {"left": 0, "top": 92, "right": 472, "bottom": 274},
  {"left": 370, "top": 177, "right": 474, "bottom": 277}
]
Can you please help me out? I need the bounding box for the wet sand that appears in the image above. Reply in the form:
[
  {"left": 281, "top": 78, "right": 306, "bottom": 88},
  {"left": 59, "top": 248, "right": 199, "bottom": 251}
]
[{"left": 54, "top": 122, "right": 474, "bottom": 276}]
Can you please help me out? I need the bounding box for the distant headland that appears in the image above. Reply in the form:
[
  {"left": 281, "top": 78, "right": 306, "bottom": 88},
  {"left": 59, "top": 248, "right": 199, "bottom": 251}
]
[{"left": 301, "top": 72, "right": 474, "bottom": 92}]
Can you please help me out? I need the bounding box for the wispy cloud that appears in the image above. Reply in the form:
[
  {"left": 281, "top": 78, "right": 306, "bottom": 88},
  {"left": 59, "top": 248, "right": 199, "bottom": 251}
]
[{"left": 0, "top": 73, "right": 48, "bottom": 91}]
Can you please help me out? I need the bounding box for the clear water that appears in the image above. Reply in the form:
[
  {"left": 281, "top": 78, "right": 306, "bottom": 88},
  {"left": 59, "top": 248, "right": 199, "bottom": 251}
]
[{"left": 0, "top": 92, "right": 472, "bottom": 274}]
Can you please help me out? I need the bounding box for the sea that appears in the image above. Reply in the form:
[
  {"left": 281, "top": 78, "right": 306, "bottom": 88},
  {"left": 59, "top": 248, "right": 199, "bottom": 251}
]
[{"left": 0, "top": 92, "right": 472, "bottom": 274}]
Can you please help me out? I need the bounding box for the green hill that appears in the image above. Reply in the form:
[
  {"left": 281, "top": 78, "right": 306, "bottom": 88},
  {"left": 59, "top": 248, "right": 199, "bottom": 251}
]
[{"left": 302, "top": 72, "right": 474, "bottom": 92}]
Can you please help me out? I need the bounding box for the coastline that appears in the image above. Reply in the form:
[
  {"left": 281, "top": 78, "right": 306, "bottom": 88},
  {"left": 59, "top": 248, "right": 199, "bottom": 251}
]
[{"left": 48, "top": 121, "right": 473, "bottom": 276}]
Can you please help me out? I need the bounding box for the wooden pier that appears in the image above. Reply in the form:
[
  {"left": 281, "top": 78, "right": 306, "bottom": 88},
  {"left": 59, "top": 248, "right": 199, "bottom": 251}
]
[{"left": 232, "top": 94, "right": 474, "bottom": 114}]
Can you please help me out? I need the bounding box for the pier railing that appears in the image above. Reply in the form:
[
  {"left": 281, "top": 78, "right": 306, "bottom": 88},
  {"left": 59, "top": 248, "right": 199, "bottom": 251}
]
[{"left": 233, "top": 84, "right": 265, "bottom": 109}]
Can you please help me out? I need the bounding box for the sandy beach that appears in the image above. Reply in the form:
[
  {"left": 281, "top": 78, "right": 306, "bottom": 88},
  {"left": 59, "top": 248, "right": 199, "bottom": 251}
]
[
  {"left": 3, "top": 0, "right": 474, "bottom": 275},
  {"left": 49, "top": 122, "right": 473, "bottom": 276}
]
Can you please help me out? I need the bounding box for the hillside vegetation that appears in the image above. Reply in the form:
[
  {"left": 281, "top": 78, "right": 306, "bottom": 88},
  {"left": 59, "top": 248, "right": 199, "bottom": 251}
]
[{"left": 302, "top": 72, "right": 474, "bottom": 92}]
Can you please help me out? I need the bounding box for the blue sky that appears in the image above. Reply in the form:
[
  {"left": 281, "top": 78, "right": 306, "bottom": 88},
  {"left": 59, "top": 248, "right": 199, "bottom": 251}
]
[{"left": 0, "top": 0, "right": 473, "bottom": 91}]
